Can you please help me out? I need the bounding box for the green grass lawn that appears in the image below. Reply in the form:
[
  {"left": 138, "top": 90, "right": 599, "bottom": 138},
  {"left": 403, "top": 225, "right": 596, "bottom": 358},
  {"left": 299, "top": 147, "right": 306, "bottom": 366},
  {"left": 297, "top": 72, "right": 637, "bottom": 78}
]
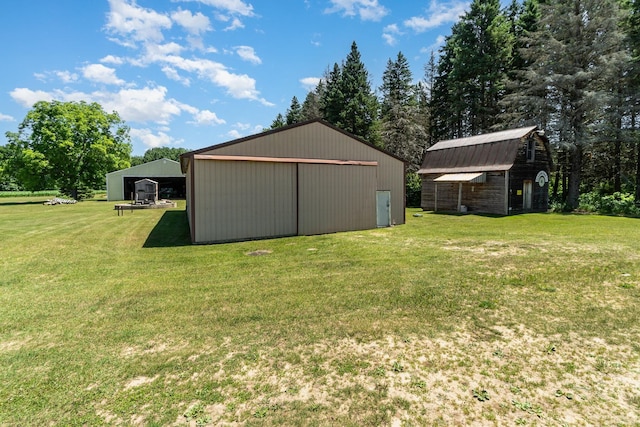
[{"left": 1, "top": 198, "right": 639, "bottom": 426}]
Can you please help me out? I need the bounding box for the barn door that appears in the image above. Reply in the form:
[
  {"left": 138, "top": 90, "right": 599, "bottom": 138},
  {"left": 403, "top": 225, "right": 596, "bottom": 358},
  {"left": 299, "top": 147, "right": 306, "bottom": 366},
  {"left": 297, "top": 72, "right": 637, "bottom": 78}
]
[
  {"left": 376, "top": 191, "right": 391, "bottom": 227},
  {"left": 523, "top": 180, "right": 533, "bottom": 211}
]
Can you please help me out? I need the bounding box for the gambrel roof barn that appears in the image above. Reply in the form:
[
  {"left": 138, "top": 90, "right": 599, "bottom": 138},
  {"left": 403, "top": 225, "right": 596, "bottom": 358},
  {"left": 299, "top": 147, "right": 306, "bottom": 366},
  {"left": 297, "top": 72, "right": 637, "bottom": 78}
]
[{"left": 418, "top": 126, "right": 553, "bottom": 215}]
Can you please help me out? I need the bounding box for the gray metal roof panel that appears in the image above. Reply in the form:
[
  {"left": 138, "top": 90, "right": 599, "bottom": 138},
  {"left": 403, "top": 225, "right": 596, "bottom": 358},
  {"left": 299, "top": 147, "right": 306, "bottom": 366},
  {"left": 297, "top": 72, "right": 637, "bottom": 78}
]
[
  {"left": 419, "top": 127, "right": 539, "bottom": 174},
  {"left": 426, "top": 126, "right": 538, "bottom": 151}
]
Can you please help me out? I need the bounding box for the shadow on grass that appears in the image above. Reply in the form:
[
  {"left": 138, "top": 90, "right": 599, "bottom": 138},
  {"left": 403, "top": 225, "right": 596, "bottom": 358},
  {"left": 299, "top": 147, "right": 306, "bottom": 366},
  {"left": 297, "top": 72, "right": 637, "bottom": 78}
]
[
  {"left": 143, "top": 210, "right": 192, "bottom": 248},
  {"left": 0, "top": 200, "right": 51, "bottom": 206},
  {"left": 426, "top": 210, "right": 505, "bottom": 218}
]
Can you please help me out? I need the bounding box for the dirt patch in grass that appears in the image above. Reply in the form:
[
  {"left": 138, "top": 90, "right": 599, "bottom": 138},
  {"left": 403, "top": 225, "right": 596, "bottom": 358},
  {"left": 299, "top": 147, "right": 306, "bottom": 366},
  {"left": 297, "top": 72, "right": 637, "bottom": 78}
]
[
  {"left": 246, "top": 249, "right": 272, "bottom": 256},
  {"left": 131, "top": 326, "right": 640, "bottom": 425},
  {"left": 124, "top": 375, "right": 159, "bottom": 390}
]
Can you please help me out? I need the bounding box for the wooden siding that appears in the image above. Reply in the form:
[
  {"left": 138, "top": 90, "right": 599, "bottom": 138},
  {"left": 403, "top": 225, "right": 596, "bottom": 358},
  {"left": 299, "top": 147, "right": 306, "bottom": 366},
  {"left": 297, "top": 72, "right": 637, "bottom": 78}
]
[
  {"left": 193, "top": 160, "right": 297, "bottom": 243},
  {"left": 508, "top": 137, "right": 551, "bottom": 213},
  {"left": 422, "top": 172, "right": 507, "bottom": 215},
  {"left": 419, "top": 127, "right": 551, "bottom": 215},
  {"left": 298, "top": 164, "right": 377, "bottom": 235},
  {"left": 195, "top": 121, "right": 405, "bottom": 226}
]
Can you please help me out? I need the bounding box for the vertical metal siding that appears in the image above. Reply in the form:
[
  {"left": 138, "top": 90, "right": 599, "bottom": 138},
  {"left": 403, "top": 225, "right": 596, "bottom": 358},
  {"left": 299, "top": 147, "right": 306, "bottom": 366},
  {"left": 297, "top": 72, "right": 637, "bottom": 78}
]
[
  {"left": 193, "top": 160, "right": 297, "bottom": 243},
  {"left": 106, "top": 159, "right": 183, "bottom": 201},
  {"left": 198, "top": 122, "right": 405, "bottom": 226},
  {"left": 185, "top": 161, "right": 193, "bottom": 240},
  {"left": 298, "top": 164, "right": 377, "bottom": 235}
]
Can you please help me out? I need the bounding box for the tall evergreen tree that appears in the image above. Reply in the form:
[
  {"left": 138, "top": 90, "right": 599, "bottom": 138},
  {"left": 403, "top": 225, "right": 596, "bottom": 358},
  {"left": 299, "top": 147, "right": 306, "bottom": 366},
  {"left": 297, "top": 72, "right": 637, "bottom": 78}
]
[
  {"left": 380, "top": 52, "right": 427, "bottom": 171},
  {"left": 430, "top": 39, "right": 463, "bottom": 141},
  {"left": 320, "top": 42, "right": 380, "bottom": 144},
  {"left": 500, "top": 0, "right": 547, "bottom": 128},
  {"left": 340, "top": 42, "right": 380, "bottom": 144},
  {"left": 510, "top": 0, "right": 625, "bottom": 208},
  {"left": 432, "top": 0, "right": 513, "bottom": 138},
  {"left": 624, "top": 0, "right": 640, "bottom": 200},
  {"left": 320, "top": 63, "right": 344, "bottom": 127},
  {"left": 301, "top": 82, "right": 324, "bottom": 121},
  {"left": 269, "top": 113, "right": 285, "bottom": 129},
  {"left": 285, "top": 96, "right": 303, "bottom": 125}
]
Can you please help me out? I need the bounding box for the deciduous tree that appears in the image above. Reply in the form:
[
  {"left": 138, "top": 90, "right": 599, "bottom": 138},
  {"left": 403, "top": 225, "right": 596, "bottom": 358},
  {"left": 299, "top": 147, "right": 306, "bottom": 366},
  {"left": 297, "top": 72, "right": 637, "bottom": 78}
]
[{"left": 6, "top": 100, "right": 131, "bottom": 199}]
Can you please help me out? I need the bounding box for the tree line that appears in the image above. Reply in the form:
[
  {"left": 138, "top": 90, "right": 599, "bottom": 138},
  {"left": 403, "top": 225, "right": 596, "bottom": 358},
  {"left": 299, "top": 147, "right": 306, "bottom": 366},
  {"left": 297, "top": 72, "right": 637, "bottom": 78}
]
[
  {"left": 2, "top": 0, "right": 638, "bottom": 208},
  {"left": 270, "top": 0, "right": 640, "bottom": 210}
]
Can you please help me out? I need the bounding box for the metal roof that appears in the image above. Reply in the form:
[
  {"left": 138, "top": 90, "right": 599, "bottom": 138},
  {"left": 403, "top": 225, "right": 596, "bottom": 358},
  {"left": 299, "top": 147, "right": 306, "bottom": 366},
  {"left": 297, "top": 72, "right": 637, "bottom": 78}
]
[
  {"left": 433, "top": 172, "right": 486, "bottom": 182},
  {"left": 418, "top": 127, "right": 544, "bottom": 175},
  {"left": 426, "top": 126, "right": 538, "bottom": 151}
]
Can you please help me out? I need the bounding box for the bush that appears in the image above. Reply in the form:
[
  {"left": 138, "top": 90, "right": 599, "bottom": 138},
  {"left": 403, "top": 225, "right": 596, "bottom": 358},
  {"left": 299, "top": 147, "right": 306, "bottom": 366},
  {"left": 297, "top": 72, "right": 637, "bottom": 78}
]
[
  {"left": 0, "top": 190, "right": 60, "bottom": 198},
  {"left": 405, "top": 172, "right": 422, "bottom": 208},
  {"left": 549, "top": 200, "right": 572, "bottom": 213},
  {"left": 578, "top": 191, "right": 639, "bottom": 216}
]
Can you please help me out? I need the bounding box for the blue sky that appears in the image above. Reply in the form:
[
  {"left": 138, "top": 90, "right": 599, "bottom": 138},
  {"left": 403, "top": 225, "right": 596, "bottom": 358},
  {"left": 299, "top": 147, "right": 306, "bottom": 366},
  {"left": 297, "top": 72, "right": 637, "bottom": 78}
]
[{"left": 0, "top": 0, "right": 470, "bottom": 155}]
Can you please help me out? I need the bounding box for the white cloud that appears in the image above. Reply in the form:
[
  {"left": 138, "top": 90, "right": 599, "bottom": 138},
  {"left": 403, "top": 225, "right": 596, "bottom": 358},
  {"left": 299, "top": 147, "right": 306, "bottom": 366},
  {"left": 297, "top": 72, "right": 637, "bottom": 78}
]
[
  {"left": 102, "top": 1, "right": 269, "bottom": 105},
  {"left": 224, "top": 17, "right": 244, "bottom": 31},
  {"left": 404, "top": 1, "right": 469, "bottom": 33},
  {"left": 382, "top": 33, "right": 396, "bottom": 46},
  {"left": 382, "top": 23, "right": 402, "bottom": 46},
  {"left": 226, "top": 129, "right": 242, "bottom": 139},
  {"left": 157, "top": 55, "right": 272, "bottom": 105},
  {"left": 183, "top": 0, "right": 255, "bottom": 17},
  {"left": 9, "top": 86, "right": 186, "bottom": 125},
  {"left": 162, "top": 66, "right": 191, "bottom": 86},
  {"left": 171, "top": 9, "right": 212, "bottom": 34},
  {"left": 235, "top": 46, "right": 261, "bottom": 64},
  {"left": 140, "top": 42, "right": 185, "bottom": 64},
  {"left": 82, "top": 64, "right": 125, "bottom": 86},
  {"left": 421, "top": 34, "right": 446, "bottom": 54},
  {"left": 10, "top": 88, "right": 54, "bottom": 107},
  {"left": 130, "top": 127, "right": 176, "bottom": 149},
  {"left": 103, "top": 86, "right": 182, "bottom": 123},
  {"left": 189, "top": 109, "right": 226, "bottom": 125},
  {"left": 100, "top": 55, "right": 125, "bottom": 65},
  {"left": 0, "top": 113, "right": 15, "bottom": 122},
  {"left": 325, "top": 0, "right": 388, "bottom": 21},
  {"left": 300, "top": 77, "right": 320, "bottom": 91},
  {"left": 106, "top": 0, "right": 172, "bottom": 45},
  {"left": 55, "top": 70, "right": 79, "bottom": 83}
]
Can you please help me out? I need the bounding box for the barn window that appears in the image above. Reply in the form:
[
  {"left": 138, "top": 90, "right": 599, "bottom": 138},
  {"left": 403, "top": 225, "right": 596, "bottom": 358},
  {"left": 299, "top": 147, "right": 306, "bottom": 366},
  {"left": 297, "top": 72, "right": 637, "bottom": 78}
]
[{"left": 526, "top": 138, "right": 536, "bottom": 162}]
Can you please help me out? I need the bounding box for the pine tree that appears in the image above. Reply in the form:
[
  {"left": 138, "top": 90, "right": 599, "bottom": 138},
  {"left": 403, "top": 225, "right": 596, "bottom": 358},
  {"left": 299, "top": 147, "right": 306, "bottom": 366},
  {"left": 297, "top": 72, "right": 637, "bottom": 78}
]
[
  {"left": 624, "top": 0, "right": 640, "bottom": 200},
  {"left": 320, "top": 42, "right": 380, "bottom": 144},
  {"left": 285, "top": 96, "right": 303, "bottom": 125},
  {"left": 301, "top": 82, "right": 324, "bottom": 121},
  {"left": 270, "top": 113, "right": 286, "bottom": 129},
  {"left": 500, "top": 0, "right": 547, "bottom": 128},
  {"left": 340, "top": 42, "right": 380, "bottom": 143},
  {"left": 380, "top": 52, "right": 427, "bottom": 171},
  {"left": 320, "top": 63, "right": 344, "bottom": 127},
  {"left": 512, "top": 0, "right": 625, "bottom": 208},
  {"left": 431, "top": 0, "right": 513, "bottom": 138}
]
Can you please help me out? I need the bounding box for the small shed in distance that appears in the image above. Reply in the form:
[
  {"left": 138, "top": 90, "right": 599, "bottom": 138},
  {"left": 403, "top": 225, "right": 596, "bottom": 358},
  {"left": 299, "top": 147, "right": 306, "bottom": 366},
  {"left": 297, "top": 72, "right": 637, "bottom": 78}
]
[
  {"left": 106, "top": 158, "right": 185, "bottom": 201},
  {"left": 418, "top": 126, "right": 553, "bottom": 215},
  {"left": 180, "top": 120, "right": 406, "bottom": 244},
  {"left": 134, "top": 178, "right": 158, "bottom": 204}
]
